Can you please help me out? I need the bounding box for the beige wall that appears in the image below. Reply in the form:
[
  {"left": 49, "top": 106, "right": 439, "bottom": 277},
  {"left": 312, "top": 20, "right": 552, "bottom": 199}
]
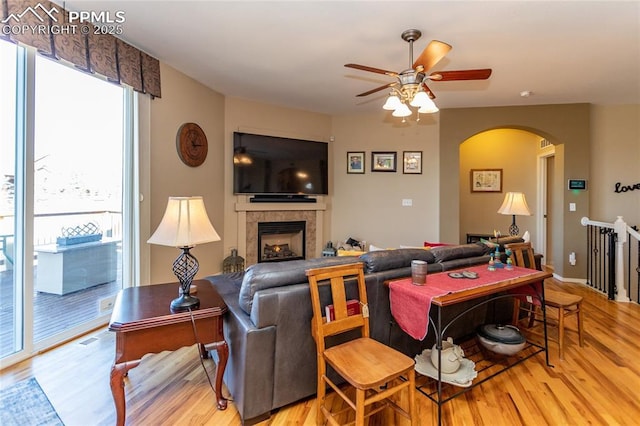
[
  {"left": 459, "top": 129, "right": 539, "bottom": 243},
  {"left": 145, "top": 65, "right": 638, "bottom": 283},
  {"left": 440, "top": 104, "right": 590, "bottom": 279},
  {"left": 222, "top": 97, "right": 333, "bottom": 258},
  {"left": 331, "top": 112, "right": 440, "bottom": 248},
  {"left": 590, "top": 105, "right": 640, "bottom": 225},
  {"left": 147, "top": 63, "right": 226, "bottom": 284}
]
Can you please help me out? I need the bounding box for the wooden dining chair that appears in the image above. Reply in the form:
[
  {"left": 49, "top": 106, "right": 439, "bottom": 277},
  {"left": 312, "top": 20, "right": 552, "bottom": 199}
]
[
  {"left": 306, "top": 263, "right": 416, "bottom": 426},
  {"left": 505, "top": 242, "right": 584, "bottom": 360}
]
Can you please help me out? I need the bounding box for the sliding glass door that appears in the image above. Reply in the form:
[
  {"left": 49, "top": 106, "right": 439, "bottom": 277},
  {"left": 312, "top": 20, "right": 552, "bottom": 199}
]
[
  {"left": 1, "top": 40, "right": 136, "bottom": 364},
  {"left": 0, "top": 37, "right": 21, "bottom": 357}
]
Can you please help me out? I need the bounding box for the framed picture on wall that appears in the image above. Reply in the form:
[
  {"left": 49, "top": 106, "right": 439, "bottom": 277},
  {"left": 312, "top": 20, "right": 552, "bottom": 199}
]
[
  {"left": 403, "top": 151, "right": 422, "bottom": 174},
  {"left": 347, "top": 152, "right": 365, "bottom": 174},
  {"left": 371, "top": 152, "right": 397, "bottom": 172},
  {"left": 470, "top": 169, "right": 503, "bottom": 192}
]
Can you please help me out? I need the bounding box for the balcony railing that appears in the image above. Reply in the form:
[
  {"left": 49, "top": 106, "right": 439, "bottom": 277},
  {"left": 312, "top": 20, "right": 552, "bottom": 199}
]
[{"left": 1, "top": 210, "right": 122, "bottom": 269}]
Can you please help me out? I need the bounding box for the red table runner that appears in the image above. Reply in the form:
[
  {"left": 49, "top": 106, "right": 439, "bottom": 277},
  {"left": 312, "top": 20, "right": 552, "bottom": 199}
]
[{"left": 389, "top": 265, "right": 540, "bottom": 340}]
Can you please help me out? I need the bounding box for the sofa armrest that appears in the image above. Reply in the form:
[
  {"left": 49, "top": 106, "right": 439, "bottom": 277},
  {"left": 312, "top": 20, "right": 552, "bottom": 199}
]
[
  {"left": 205, "top": 276, "right": 276, "bottom": 424},
  {"left": 222, "top": 300, "right": 276, "bottom": 423}
]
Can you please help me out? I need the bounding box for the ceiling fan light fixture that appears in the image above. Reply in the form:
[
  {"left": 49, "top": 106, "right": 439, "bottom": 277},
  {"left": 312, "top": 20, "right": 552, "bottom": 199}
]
[
  {"left": 409, "top": 90, "right": 431, "bottom": 108},
  {"left": 418, "top": 98, "right": 439, "bottom": 114},
  {"left": 392, "top": 102, "right": 412, "bottom": 117},
  {"left": 383, "top": 93, "right": 402, "bottom": 110}
]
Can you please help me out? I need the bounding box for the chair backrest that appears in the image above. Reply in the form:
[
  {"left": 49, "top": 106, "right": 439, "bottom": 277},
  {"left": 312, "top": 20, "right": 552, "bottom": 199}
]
[
  {"left": 306, "top": 262, "right": 369, "bottom": 352},
  {"left": 505, "top": 242, "right": 538, "bottom": 270}
]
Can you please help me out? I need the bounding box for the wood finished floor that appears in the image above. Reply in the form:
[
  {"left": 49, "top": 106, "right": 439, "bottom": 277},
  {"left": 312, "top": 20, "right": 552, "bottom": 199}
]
[{"left": 1, "top": 278, "right": 639, "bottom": 425}]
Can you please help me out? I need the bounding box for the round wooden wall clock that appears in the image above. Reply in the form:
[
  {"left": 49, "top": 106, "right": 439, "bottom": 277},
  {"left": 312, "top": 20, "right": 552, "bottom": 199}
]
[{"left": 176, "top": 122, "right": 208, "bottom": 167}]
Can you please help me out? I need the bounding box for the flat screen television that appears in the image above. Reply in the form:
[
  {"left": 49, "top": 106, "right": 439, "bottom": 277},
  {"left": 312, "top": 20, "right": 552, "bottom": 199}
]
[{"left": 233, "top": 132, "right": 328, "bottom": 195}]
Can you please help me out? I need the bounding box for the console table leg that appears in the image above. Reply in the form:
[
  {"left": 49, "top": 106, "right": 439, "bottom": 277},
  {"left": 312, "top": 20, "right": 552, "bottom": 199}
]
[
  {"left": 110, "top": 361, "right": 140, "bottom": 426},
  {"left": 208, "top": 340, "right": 229, "bottom": 410}
]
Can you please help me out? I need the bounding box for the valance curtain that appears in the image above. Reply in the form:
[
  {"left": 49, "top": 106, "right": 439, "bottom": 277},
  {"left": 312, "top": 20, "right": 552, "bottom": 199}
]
[{"left": 1, "top": 0, "right": 161, "bottom": 98}]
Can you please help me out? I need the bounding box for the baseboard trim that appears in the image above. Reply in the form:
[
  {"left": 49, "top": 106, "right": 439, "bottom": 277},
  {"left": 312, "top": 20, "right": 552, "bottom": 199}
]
[{"left": 551, "top": 273, "right": 587, "bottom": 284}]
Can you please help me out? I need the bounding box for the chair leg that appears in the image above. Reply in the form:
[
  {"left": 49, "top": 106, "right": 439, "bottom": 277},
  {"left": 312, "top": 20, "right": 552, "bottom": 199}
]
[
  {"left": 408, "top": 369, "right": 417, "bottom": 426},
  {"left": 576, "top": 302, "right": 584, "bottom": 347},
  {"left": 558, "top": 307, "right": 565, "bottom": 360},
  {"left": 355, "top": 388, "right": 366, "bottom": 426},
  {"left": 527, "top": 305, "right": 537, "bottom": 328},
  {"left": 316, "top": 379, "right": 325, "bottom": 426},
  {"left": 316, "top": 355, "right": 326, "bottom": 426},
  {"left": 512, "top": 298, "right": 521, "bottom": 326}
]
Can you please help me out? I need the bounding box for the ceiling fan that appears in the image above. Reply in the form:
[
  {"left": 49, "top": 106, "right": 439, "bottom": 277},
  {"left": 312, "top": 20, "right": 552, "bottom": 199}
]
[{"left": 345, "top": 29, "right": 492, "bottom": 119}]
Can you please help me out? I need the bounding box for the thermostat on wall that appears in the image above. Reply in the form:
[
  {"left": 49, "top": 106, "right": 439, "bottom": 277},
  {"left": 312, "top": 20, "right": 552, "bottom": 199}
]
[{"left": 568, "top": 179, "right": 587, "bottom": 190}]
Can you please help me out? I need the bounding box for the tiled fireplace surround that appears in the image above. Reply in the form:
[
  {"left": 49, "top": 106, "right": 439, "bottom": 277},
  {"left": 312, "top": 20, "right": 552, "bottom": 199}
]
[{"left": 235, "top": 199, "right": 326, "bottom": 265}]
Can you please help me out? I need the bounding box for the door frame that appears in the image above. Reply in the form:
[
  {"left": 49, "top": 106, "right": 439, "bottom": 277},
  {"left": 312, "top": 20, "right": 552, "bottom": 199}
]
[{"left": 536, "top": 148, "right": 555, "bottom": 266}]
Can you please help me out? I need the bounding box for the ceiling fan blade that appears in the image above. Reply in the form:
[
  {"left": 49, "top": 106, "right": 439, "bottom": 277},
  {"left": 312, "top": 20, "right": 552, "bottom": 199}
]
[
  {"left": 345, "top": 63, "right": 398, "bottom": 77},
  {"left": 430, "top": 69, "right": 493, "bottom": 81},
  {"left": 413, "top": 40, "right": 452, "bottom": 72},
  {"left": 421, "top": 83, "right": 436, "bottom": 99},
  {"left": 356, "top": 82, "right": 396, "bottom": 97}
]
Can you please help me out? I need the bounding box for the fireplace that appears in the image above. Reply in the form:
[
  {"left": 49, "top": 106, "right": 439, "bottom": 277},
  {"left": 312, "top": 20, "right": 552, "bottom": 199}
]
[
  {"left": 258, "top": 221, "right": 306, "bottom": 263},
  {"left": 238, "top": 204, "right": 324, "bottom": 265}
]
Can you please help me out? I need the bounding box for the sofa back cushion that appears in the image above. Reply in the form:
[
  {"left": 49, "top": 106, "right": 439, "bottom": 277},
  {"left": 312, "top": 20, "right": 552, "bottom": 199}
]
[
  {"left": 359, "top": 248, "right": 435, "bottom": 273},
  {"left": 430, "top": 243, "right": 487, "bottom": 263},
  {"left": 239, "top": 256, "right": 360, "bottom": 314}
]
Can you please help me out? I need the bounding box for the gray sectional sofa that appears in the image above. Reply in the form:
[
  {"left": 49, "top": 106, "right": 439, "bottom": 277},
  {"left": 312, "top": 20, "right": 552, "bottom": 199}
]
[{"left": 204, "top": 237, "right": 523, "bottom": 425}]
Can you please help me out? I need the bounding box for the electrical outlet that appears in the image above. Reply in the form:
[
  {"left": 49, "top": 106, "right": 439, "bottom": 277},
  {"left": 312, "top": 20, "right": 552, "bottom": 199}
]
[
  {"left": 99, "top": 296, "right": 116, "bottom": 313},
  {"left": 402, "top": 199, "right": 413, "bottom": 207}
]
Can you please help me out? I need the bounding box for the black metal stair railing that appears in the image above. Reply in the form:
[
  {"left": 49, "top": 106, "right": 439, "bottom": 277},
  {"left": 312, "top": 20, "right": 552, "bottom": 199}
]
[
  {"left": 584, "top": 218, "right": 640, "bottom": 303},
  {"left": 629, "top": 226, "right": 640, "bottom": 303},
  {"left": 585, "top": 224, "right": 616, "bottom": 299}
]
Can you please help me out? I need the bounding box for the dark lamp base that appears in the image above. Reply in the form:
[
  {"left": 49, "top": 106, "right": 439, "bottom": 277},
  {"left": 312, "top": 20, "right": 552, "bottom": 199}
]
[
  {"left": 508, "top": 215, "right": 520, "bottom": 236},
  {"left": 170, "top": 294, "right": 200, "bottom": 312}
]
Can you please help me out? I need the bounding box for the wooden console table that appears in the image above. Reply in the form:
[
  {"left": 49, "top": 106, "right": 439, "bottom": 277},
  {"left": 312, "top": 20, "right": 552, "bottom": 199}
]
[{"left": 108, "top": 281, "right": 229, "bottom": 426}]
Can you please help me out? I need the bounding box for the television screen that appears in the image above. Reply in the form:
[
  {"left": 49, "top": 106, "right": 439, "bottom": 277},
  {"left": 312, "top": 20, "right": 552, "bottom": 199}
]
[{"left": 233, "top": 132, "right": 328, "bottom": 195}]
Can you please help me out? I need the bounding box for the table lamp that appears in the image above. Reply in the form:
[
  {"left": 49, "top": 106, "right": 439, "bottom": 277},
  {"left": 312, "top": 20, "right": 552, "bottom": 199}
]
[
  {"left": 148, "top": 196, "right": 221, "bottom": 311},
  {"left": 497, "top": 192, "right": 531, "bottom": 236}
]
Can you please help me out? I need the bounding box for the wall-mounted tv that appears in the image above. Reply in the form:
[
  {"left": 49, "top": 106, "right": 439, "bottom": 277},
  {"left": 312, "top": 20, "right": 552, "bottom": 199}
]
[{"left": 233, "top": 132, "right": 328, "bottom": 195}]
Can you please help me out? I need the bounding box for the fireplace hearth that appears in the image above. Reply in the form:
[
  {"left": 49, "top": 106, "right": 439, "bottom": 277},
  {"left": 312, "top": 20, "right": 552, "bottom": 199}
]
[{"left": 258, "top": 221, "right": 306, "bottom": 263}]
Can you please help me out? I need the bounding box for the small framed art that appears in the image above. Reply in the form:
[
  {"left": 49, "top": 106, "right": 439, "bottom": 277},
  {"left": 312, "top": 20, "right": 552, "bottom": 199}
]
[
  {"left": 347, "top": 152, "right": 365, "bottom": 174},
  {"left": 371, "top": 151, "right": 397, "bottom": 172},
  {"left": 470, "top": 169, "right": 503, "bottom": 192},
  {"left": 403, "top": 151, "right": 422, "bottom": 174}
]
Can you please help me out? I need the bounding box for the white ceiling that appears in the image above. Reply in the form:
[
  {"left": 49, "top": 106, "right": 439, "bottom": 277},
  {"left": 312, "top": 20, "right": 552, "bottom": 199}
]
[{"left": 63, "top": 1, "right": 640, "bottom": 115}]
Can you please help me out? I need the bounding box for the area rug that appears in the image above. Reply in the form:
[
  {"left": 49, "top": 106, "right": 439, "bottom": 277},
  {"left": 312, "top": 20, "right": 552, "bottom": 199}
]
[{"left": 0, "top": 377, "right": 64, "bottom": 425}]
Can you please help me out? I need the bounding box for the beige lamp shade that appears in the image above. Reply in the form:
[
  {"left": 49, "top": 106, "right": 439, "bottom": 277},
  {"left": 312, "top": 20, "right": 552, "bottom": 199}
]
[
  {"left": 148, "top": 196, "right": 221, "bottom": 248},
  {"left": 497, "top": 192, "right": 531, "bottom": 216}
]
